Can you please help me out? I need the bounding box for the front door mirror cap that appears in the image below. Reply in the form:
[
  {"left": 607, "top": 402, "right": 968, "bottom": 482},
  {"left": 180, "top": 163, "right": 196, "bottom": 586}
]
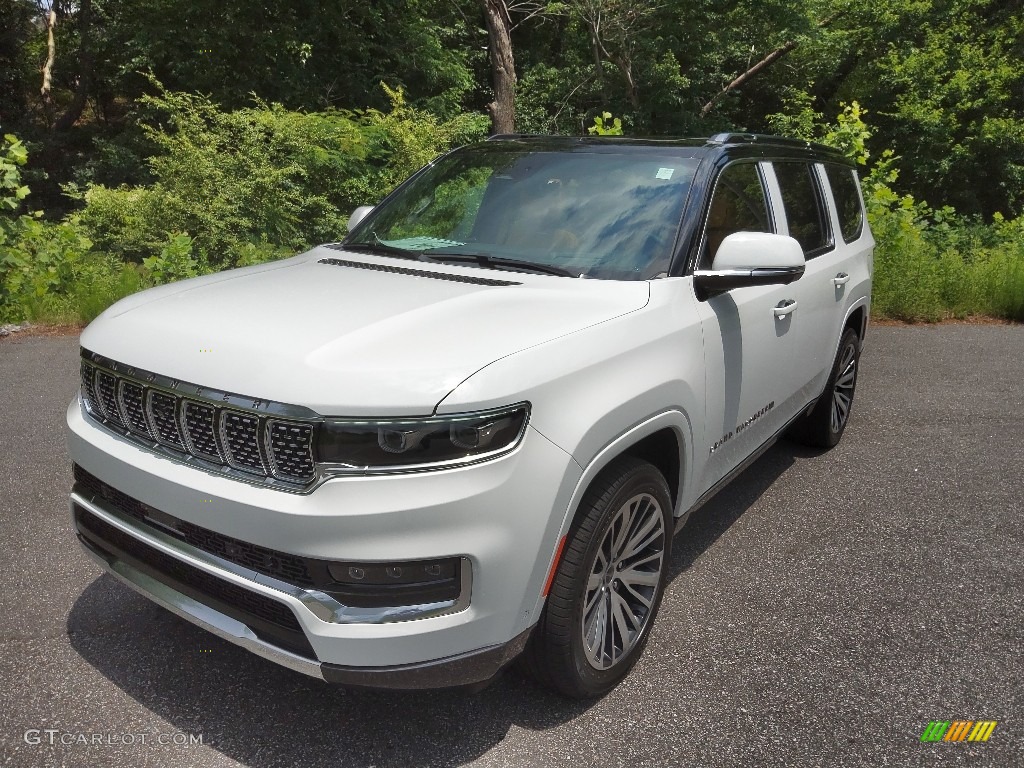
[
  {"left": 695, "top": 231, "right": 806, "bottom": 299},
  {"left": 347, "top": 205, "right": 375, "bottom": 233},
  {"left": 710, "top": 231, "right": 805, "bottom": 271}
]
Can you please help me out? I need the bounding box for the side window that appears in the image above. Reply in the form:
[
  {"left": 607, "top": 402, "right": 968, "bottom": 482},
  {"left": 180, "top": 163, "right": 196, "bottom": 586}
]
[
  {"left": 701, "top": 163, "right": 771, "bottom": 268},
  {"left": 824, "top": 164, "right": 864, "bottom": 243},
  {"left": 773, "top": 162, "right": 830, "bottom": 256}
]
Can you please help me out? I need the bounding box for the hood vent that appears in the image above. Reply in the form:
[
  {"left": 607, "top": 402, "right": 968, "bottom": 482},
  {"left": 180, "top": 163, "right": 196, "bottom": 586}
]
[{"left": 318, "top": 256, "right": 520, "bottom": 287}]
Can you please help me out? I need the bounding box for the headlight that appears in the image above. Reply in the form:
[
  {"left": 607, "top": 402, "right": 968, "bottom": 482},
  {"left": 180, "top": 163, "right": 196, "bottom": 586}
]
[{"left": 316, "top": 404, "right": 530, "bottom": 473}]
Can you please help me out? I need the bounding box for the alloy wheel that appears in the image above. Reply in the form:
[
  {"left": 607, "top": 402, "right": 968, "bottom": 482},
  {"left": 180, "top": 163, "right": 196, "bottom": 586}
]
[
  {"left": 830, "top": 341, "right": 858, "bottom": 433},
  {"left": 581, "top": 492, "right": 666, "bottom": 670}
]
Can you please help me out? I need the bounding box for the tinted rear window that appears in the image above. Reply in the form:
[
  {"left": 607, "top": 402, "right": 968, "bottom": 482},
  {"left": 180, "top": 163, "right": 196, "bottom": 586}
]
[
  {"left": 773, "top": 162, "right": 830, "bottom": 256},
  {"left": 825, "top": 164, "right": 864, "bottom": 243}
]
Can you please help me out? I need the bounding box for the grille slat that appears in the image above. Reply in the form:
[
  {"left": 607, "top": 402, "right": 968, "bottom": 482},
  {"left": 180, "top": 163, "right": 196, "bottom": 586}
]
[
  {"left": 73, "top": 465, "right": 314, "bottom": 587},
  {"left": 79, "top": 359, "right": 316, "bottom": 488},
  {"left": 95, "top": 371, "right": 125, "bottom": 428},
  {"left": 118, "top": 380, "right": 151, "bottom": 437},
  {"left": 268, "top": 421, "right": 316, "bottom": 482},
  {"left": 80, "top": 362, "right": 99, "bottom": 415},
  {"left": 221, "top": 411, "right": 267, "bottom": 474},
  {"left": 181, "top": 401, "right": 222, "bottom": 461},
  {"left": 147, "top": 390, "right": 185, "bottom": 448}
]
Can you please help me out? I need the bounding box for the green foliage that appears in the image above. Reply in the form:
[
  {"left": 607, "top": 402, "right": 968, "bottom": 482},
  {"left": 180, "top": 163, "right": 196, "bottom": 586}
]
[
  {"left": 77, "top": 84, "right": 486, "bottom": 270},
  {"left": 799, "top": 103, "right": 1024, "bottom": 322},
  {"left": 339, "top": 84, "right": 489, "bottom": 211},
  {"left": 142, "top": 233, "right": 202, "bottom": 284},
  {"left": 0, "top": 212, "right": 143, "bottom": 325},
  {"left": 1, "top": 132, "right": 31, "bottom": 214},
  {"left": 79, "top": 86, "right": 367, "bottom": 268},
  {"left": 587, "top": 112, "right": 624, "bottom": 136}
]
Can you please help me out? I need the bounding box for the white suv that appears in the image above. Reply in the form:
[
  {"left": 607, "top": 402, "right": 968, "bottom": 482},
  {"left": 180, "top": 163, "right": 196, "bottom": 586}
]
[{"left": 67, "top": 134, "right": 872, "bottom": 698}]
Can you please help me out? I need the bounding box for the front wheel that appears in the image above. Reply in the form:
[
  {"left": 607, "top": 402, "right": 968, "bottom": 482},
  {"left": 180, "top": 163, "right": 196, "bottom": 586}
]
[
  {"left": 791, "top": 327, "right": 861, "bottom": 448},
  {"left": 521, "top": 457, "right": 673, "bottom": 698}
]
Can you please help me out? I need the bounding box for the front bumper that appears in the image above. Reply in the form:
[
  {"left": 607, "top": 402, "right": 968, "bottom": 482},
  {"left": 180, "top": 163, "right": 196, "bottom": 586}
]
[{"left": 67, "top": 399, "right": 581, "bottom": 687}]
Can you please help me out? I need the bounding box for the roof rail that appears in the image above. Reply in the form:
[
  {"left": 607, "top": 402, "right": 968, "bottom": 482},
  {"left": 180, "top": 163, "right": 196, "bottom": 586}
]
[
  {"left": 486, "top": 133, "right": 551, "bottom": 141},
  {"left": 706, "top": 132, "right": 845, "bottom": 157}
]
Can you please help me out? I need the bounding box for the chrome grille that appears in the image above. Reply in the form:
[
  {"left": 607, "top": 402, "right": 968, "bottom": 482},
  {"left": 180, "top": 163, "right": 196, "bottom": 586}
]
[
  {"left": 267, "top": 421, "right": 316, "bottom": 481},
  {"left": 79, "top": 354, "right": 318, "bottom": 488},
  {"left": 118, "top": 380, "right": 150, "bottom": 437},
  {"left": 95, "top": 371, "right": 125, "bottom": 428},
  {"left": 182, "top": 401, "right": 221, "bottom": 461},
  {"left": 221, "top": 411, "right": 266, "bottom": 473},
  {"left": 80, "top": 361, "right": 98, "bottom": 414},
  {"left": 147, "top": 390, "right": 185, "bottom": 449}
]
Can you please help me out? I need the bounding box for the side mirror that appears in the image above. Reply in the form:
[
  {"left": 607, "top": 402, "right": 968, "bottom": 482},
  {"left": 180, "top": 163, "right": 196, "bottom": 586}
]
[
  {"left": 347, "top": 205, "right": 374, "bottom": 232},
  {"left": 694, "top": 231, "right": 805, "bottom": 299}
]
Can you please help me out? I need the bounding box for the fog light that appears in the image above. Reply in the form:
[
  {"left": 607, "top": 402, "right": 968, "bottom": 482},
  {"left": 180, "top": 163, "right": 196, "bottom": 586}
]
[{"left": 328, "top": 558, "right": 457, "bottom": 585}]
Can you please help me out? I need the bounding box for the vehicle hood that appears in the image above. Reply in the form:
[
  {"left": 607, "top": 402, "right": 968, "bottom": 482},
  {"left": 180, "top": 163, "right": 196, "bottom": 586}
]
[{"left": 81, "top": 247, "right": 650, "bottom": 415}]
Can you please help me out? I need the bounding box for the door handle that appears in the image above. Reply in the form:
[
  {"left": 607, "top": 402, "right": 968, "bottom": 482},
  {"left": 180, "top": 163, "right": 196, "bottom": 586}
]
[
  {"left": 773, "top": 299, "right": 798, "bottom": 318},
  {"left": 832, "top": 272, "right": 851, "bottom": 286}
]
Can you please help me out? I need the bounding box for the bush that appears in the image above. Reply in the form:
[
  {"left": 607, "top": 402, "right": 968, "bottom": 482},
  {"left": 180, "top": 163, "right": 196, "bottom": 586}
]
[
  {"left": 773, "top": 102, "right": 1024, "bottom": 322},
  {"left": 78, "top": 84, "right": 488, "bottom": 271}
]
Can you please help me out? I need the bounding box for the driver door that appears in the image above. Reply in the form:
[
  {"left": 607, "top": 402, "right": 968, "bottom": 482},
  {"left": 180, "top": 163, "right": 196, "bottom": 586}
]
[{"left": 694, "top": 161, "right": 809, "bottom": 493}]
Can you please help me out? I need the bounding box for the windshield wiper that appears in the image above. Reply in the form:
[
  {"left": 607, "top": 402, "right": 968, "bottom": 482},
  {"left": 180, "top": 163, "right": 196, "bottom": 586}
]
[
  {"left": 342, "top": 234, "right": 418, "bottom": 259},
  {"left": 420, "top": 251, "right": 580, "bottom": 278}
]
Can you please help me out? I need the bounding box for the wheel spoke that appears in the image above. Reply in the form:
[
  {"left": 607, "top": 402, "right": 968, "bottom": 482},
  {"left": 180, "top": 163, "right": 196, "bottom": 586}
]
[
  {"left": 618, "top": 566, "right": 660, "bottom": 588},
  {"left": 620, "top": 549, "right": 661, "bottom": 571},
  {"left": 619, "top": 510, "right": 659, "bottom": 560},
  {"left": 610, "top": 596, "right": 632, "bottom": 662},
  {"left": 620, "top": 579, "right": 654, "bottom": 609},
  {"left": 610, "top": 505, "right": 633, "bottom": 559},
  {"left": 617, "top": 592, "right": 644, "bottom": 632}
]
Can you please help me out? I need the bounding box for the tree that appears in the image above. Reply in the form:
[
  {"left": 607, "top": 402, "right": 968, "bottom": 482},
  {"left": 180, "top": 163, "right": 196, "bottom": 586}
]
[{"left": 484, "top": 0, "right": 517, "bottom": 133}]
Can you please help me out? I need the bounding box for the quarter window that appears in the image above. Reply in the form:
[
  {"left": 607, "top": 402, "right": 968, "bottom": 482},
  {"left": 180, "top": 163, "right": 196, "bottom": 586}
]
[
  {"left": 825, "top": 164, "right": 864, "bottom": 243},
  {"left": 773, "top": 162, "right": 830, "bottom": 256},
  {"left": 701, "top": 163, "right": 771, "bottom": 268}
]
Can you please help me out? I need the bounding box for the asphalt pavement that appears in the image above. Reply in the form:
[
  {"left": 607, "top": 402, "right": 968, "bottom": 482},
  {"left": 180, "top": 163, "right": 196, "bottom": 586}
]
[{"left": 0, "top": 325, "right": 1021, "bottom": 767}]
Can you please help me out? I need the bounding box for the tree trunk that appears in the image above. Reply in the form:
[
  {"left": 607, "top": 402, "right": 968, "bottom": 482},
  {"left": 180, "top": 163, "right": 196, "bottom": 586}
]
[
  {"left": 53, "top": 0, "right": 94, "bottom": 131},
  {"left": 484, "top": 0, "right": 516, "bottom": 135},
  {"left": 40, "top": 10, "right": 57, "bottom": 103}
]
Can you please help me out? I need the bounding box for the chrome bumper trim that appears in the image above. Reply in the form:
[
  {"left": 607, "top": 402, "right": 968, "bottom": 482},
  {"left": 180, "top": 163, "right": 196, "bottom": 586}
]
[
  {"left": 69, "top": 491, "right": 472, "bottom": 625},
  {"left": 79, "top": 540, "right": 325, "bottom": 680}
]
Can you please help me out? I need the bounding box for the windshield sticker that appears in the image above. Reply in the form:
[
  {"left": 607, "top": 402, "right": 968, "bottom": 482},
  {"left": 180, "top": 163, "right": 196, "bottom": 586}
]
[{"left": 656, "top": 167, "right": 675, "bottom": 180}]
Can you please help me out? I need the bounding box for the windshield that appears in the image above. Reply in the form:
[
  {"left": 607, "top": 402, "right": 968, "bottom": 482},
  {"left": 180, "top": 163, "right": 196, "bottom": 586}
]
[{"left": 345, "top": 146, "right": 698, "bottom": 280}]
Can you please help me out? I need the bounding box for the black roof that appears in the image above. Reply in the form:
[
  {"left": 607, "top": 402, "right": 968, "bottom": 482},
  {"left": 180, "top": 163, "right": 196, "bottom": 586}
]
[{"left": 483, "top": 132, "right": 852, "bottom": 165}]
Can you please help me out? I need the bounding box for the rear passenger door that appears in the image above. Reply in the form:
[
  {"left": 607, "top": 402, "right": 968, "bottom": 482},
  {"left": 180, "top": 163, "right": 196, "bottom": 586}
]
[{"left": 764, "top": 161, "right": 849, "bottom": 402}]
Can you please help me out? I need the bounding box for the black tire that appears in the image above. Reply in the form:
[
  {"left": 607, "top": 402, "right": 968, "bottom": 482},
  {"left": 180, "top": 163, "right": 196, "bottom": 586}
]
[
  {"left": 521, "top": 456, "right": 673, "bottom": 699},
  {"left": 790, "top": 327, "right": 861, "bottom": 448}
]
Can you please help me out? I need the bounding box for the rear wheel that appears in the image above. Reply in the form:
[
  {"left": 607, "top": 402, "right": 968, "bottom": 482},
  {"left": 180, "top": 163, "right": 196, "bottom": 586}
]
[
  {"left": 791, "top": 327, "right": 860, "bottom": 448},
  {"left": 521, "top": 457, "right": 673, "bottom": 698}
]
